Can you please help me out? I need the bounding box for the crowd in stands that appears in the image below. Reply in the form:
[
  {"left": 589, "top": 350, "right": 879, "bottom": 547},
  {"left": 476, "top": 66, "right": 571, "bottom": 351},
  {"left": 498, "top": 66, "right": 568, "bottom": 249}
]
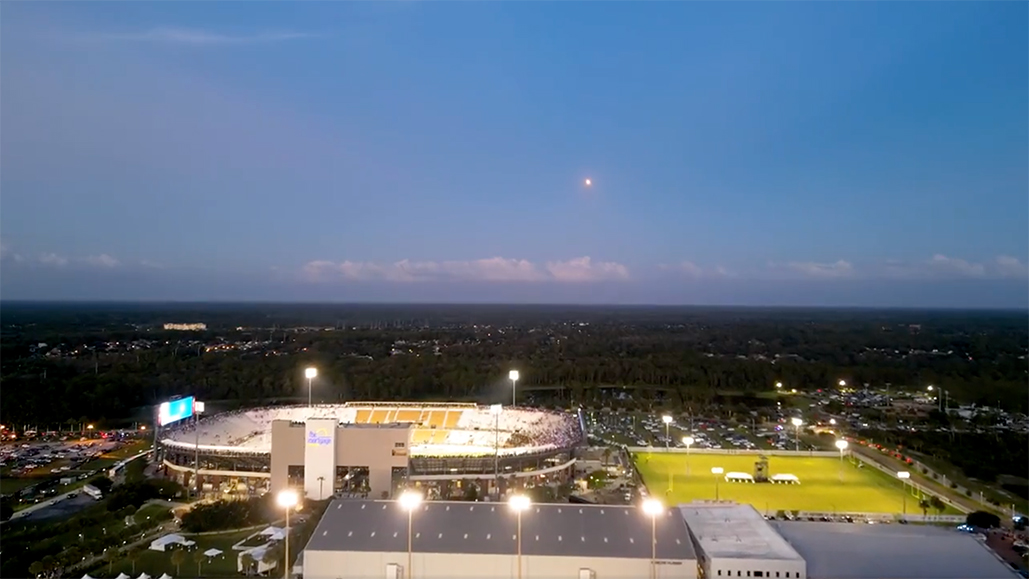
[{"left": 162, "top": 404, "right": 584, "bottom": 457}]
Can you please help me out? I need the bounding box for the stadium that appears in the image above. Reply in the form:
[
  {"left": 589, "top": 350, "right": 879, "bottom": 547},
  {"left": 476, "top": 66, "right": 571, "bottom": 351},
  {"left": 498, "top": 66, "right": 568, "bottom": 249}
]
[{"left": 158, "top": 402, "right": 585, "bottom": 500}]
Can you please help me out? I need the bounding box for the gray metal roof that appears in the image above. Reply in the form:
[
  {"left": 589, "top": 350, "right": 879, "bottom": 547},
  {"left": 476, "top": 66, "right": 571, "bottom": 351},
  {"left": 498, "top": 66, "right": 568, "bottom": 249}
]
[
  {"left": 678, "top": 503, "right": 804, "bottom": 561},
  {"left": 304, "top": 499, "right": 696, "bottom": 561},
  {"left": 774, "top": 521, "right": 1019, "bottom": 579}
]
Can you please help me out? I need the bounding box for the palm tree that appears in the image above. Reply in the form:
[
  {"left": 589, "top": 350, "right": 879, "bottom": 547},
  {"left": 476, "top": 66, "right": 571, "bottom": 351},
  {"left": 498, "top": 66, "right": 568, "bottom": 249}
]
[
  {"left": 104, "top": 547, "right": 118, "bottom": 574},
  {"left": 193, "top": 549, "right": 207, "bottom": 577},
  {"left": 170, "top": 548, "right": 187, "bottom": 575},
  {"left": 602, "top": 447, "right": 612, "bottom": 467},
  {"left": 930, "top": 495, "right": 946, "bottom": 515},
  {"left": 918, "top": 497, "right": 931, "bottom": 517},
  {"left": 128, "top": 548, "right": 141, "bottom": 575}
]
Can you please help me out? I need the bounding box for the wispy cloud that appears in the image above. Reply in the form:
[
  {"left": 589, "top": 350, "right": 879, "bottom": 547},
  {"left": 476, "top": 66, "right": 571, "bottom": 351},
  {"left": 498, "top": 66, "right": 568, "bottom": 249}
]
[
  {"left": 92, "top": 27, "right": 318, "bottom": 46},
  {"left": 658, "top": 261, "right": 733, "bottom": 278},
  {"left": 82, "top": 254, "right": 119, "bottom": 268},
  {"left": 785, "top": 259, "right": 855, "bottom": 279},
  {"left": 39, "top": 252, "right": 70, "bottom": 267},
  {"left": 303, "top": 256, "right": 630, "bottom": 283}
]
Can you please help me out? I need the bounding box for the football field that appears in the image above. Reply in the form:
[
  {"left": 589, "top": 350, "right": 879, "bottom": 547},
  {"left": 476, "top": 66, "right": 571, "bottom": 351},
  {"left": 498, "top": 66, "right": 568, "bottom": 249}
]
[{"left": 633, "top": 452, "right": 954, "bottom": 515}]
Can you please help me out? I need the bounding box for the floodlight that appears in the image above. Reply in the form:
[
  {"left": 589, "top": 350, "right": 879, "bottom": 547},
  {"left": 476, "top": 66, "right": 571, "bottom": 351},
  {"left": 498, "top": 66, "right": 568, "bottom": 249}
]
[
  {"left": 829, "top": 418, "right": 836, "bottom": 425},
  {"left": 927, "top": 385, "right": 934, "bottom": 391},
  {"left": 277, "top": 489, "right": 299, "bottom": 509},
  {"left": 662, "top": 415, "right": 673, "bottom": 425},
  {"left": 642, "top": 498, "right": 663, "bottom": 516},
  {"left": 791, "top": 417, "right": 802, "bottom": 426},
  {"left": 398, "top": 490, "right": 422, "bottom": 511},
  {"left": 835, "top": 440, "right": 848, "bottom": 451},
  {"left": 489, "top": 404, "right": 503, "bottom": 415},
  {"left": 711, "top": 467, "right": 724, "bottom": 475},
  {"left": 683, "top": 436, "right": 694, "bottom": 446},
  {"left": 509, "top": 370, "right": 520, "bottom": 381},
  {"left": 897, "top": 471, "right": 910, "bottom": 480},
  {"left": 509, "top": 495, "right": 531, "bottom": 512},
  {"left": 305, "top": 367, "right": 318, "bottom": 379},
  {"left": 839, "top": 380, "right": 846, "bottom": 387},
  {"left": 775, "top": 382, "right": 783, "bottom": 388}
]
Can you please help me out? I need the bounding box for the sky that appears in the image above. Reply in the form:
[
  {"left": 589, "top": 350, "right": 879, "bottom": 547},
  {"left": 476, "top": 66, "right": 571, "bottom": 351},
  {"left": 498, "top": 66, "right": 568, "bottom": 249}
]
[{"left": 1, "top": 2, "right": 1027, "bottom": 308}]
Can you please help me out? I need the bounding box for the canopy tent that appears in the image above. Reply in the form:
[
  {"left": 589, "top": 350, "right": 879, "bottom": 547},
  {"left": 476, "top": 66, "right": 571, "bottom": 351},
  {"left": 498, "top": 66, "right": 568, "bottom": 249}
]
[
  {"left": 136, "top": 574, "right": 152, "bottom": 579},
  {"left": 259, "top": 525, "right": 283, "bottom": 536},
  {"left": 771, "top": 473, "right": 801, "bottom": 484},
  {"left": 149, "top": 533, "right": 191, "bottom": 551},
  {"left": 725, "top": 472, "right": 755, "bottom": 482},
  {"left": 115, "top": 574, "right": 131, "bottom": 579},
  {"left": 203, "top": 548, "right": 224, "bottom": 557},
  {"left": 82, "top": 575, "right": 95, "bottom": 579},
  {"left": 158, "top": 574, "right": 173, "bottom": 579}
]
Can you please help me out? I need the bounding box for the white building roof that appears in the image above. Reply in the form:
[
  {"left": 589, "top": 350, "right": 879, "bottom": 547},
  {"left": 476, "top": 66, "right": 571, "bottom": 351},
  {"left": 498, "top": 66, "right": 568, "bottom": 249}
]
[{"left": 678, "top": 502, "right": 804, "bottom": 561}]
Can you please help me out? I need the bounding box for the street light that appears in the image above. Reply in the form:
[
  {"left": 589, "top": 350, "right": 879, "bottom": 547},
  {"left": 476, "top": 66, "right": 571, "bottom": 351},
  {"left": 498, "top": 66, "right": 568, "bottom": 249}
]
[
  {"left": 642, "top": 499, "right": 663, "bottom": 579},
  {"left": 775, "top": 382, "right": 782, "bottom": 389},
  {"left": 509, "top": 495, "right": 531, "bottom": 579},
  {"left": 305, "top": 367, "right": 318, "bottom": 408},
  {"left": 399, "top": 490, "right": 422, "bottom": 579},
  {"left": 711, "top": 467, "right": 724, "bottom": 500},
  {"left": 835, "top": 439, "right": 848, "bottom": 481},
  {"left": 791, "top": 417, "right": 803, "bottom": 452},
  {"left": 682, "top": 436, "right": 694, "bottom": 476},
  {"left": 897, "top": 471, "right": 910, "bottom": 516},
  {"left": 276, "top": 489, "right": 298, "bottom": 579},
  {"left": 829, "top": 418, "right": 836, "bottom": 426},
  {"left": 509, "top": 370, "right": 520, "bottom": 407},
  {"left": 839, "top": 379, "right": 846, "bottom": 387},
  {"left": 490, "top": 404, "right": 502, "bottom": 495}
]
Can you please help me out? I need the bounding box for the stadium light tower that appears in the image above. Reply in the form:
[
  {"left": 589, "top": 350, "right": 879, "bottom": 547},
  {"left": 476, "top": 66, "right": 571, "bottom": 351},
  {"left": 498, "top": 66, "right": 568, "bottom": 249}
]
[
  {"left": 508, "top": 370, "right": 519, "bottom": 406},
  {"left": 509, "top": 495, "right": 531, "bottom": 579},
  {"left": 791, "top": 417, "right": 803, "bottom": 452},
  {"left": 711, "top": 467, "right": 724, "bottom": 500},
  {"left": 305, "top": 367, "right": 318, "bottom": 408},
  {"left": 276, "top": 489, "right": 298, "bottom": 579},
  {"left": 490, "top": 404, "right": 503, "bottom": 495},
  {"left": 399, "top": 490, "right": 422, "bottom": 579},
  {"left": 897, "top": 471, "right": 910, "bottom": 515},
  {"left": 835, "top": 439, "right": 848, "bottom": 481},
  {"left": 642, "top": 498, "right": 663, "bottom": 579},
  {"left": 682, "top": 436, "right": 694, "bottom": 476}
]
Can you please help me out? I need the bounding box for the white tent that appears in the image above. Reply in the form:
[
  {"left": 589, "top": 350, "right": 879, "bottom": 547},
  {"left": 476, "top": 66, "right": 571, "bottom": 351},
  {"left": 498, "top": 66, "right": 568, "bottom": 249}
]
[
  {"left": 82, "top": 574, "right": 95, "bottom": 579},
  {"left": 725, "top": 472, "right": 755, "bottom": 483},
  {"left": 238, "top": 544, "right": 278, "bottom": 574},
  {"left": 771, "top": 473, "right": 801, "bottom": 484},
  {"left": 115, "top": 574, "right": 131, "bottom": 579},
  {"left": 203, "top": 548, "right": 223, "bottom": 557},
  {"left": 149, "top": 533, "right": 190, "bottom": 551},
  {"left": 259, "top": 525, "right": 283, "bottom": 536},
  {"left": 158, "top": 574, "right": 173, "bottom": 579},
  {"left": 137, "top": 574, "right": 152, "bottom": 579}
]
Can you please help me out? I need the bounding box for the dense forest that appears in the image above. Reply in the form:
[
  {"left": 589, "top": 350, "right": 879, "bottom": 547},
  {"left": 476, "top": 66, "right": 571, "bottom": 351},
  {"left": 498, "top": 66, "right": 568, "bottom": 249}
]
[{"left": 1, "top": 303, "right": 1026, "bottom": 426}]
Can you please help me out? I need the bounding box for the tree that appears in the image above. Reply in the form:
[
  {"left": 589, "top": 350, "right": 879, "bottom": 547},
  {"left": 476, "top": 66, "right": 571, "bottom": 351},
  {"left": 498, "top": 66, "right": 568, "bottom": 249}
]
[
  {"left": 128, "top": 549, "right": 142, "bottom": 575},
  {"left": 193, "top": 549, "right": 207, "bottom": 577},
  {"left": 240, "top": 552, "right": 256, "bottom": 577},
  {"left": 929, "top": 495, "right": 945, "bottom": 515},
  {"left": 28, "top": 561, "right": 45, "bottom": 578},
  {"left": 918, "top": 498, "right": 931, "bottom": 517},
  {"left": 601, "top": 447, "right": 613, "bottom": 467},
  {"left": 104, "top": 547, "right": 118, "bottom": 574},
  {"left": 170, "top": 548, "right": 187, "bottom": 575}
]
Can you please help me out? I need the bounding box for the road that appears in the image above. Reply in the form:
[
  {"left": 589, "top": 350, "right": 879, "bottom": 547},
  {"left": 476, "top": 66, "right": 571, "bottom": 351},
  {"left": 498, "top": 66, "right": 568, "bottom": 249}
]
[{"left": 9, "top": 488, "right": 95, "bottom": 522}]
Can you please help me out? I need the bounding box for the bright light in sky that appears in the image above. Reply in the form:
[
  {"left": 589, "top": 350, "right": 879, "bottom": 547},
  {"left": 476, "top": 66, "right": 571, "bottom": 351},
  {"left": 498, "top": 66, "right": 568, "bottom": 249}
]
[{"left": 584, "top": 178, "right": 592, "bottom": 186}]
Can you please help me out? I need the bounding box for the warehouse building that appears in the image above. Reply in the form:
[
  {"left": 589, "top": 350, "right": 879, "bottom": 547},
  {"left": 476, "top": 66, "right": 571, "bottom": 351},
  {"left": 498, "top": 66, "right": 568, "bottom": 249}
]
[
  {"left": 302, "top": 499, "right": 699, "bottom": 579},
  {"left": 679, "top": 503, "right": 806, "bottom": 579}
]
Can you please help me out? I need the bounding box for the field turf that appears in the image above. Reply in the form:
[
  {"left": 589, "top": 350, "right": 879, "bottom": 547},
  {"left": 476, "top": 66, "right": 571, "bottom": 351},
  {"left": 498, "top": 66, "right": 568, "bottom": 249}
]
[{"left": 633, "top": 452, "right": 957, "bottom": 515}]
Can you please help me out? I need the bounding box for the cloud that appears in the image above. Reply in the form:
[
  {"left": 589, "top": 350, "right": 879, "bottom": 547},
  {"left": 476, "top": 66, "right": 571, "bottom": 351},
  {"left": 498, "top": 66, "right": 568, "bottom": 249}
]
[
  {"left": 92, "top": 28, "right": 318, "bottom": 46},
  {"left": 38, "top": 253, "right": 69, "bottom": 267},
  {"left": 0, "top": 242, "right": 24, "bottom": 262},
  {"left": 784, "top": 260, "right": 855, "bottom": 279},
  {"left": 658, "top": 261, "right": 732, "bottom": 278},
  {"left": 994, "top": 256, "right": 1029, "bottom": 279},
  {"left": 82, "top": 254, "right": 119, "bottom": 268},
  {"left": 303, "top": 256, "right": 629, "bottom": 283},
  {"left": 926, "top": 254, "right": 986, "bottom": 278}
]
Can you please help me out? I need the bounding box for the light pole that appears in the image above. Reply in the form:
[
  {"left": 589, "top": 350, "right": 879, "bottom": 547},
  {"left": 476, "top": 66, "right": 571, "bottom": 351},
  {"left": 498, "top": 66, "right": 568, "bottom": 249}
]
[
  {"left": 305, "top": 367, "right": 317, "bottom": 408},
  {"left": 897, "top": 471, "right": 910, "bottom": 516},
  {"left": 509, "top": 495, "right": 531, "bottom": 579},
  {"left": 399, "top": 490, "right": 422, "bottom": 579},
  {"left": 277, "top": 489, "right": 298, "bottom": 579},
  {"left": 711, "top": 467, "right": 724, "bottom": 500},
  {"left": 835, "top": 439, "right": 848, "bottom": 481},
  {"left": 193, "top": 401, "right": 205, "bottom": 497},
  {"left": 490, "top": 404, "right": 502, "bottom": 497},
  {"left": 661, "top": 415, "right": 673, "bottom": 492},
  {"left": 791, "top": 417, "right": 803, "bottom": 452},
  {"left": 642, "top": 498, "right": 663, "bottom": 579},
  {"left": 509, "top": 370, "right": 520, "bottom": 407},
  {"left": 682, "top": 436, "right": 694, "bottom": 476}
]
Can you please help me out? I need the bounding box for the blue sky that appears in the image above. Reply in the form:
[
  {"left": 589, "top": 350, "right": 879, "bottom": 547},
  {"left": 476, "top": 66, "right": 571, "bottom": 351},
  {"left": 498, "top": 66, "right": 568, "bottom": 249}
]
[{"left": 1, "top": 2, "right": 1026, "bottom": 307}]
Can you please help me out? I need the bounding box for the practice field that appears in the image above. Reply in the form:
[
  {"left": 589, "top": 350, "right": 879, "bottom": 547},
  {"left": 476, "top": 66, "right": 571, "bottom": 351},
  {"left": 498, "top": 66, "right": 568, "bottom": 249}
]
[{"left": 634, "top": 452, "right": 957, "bottom": 515}]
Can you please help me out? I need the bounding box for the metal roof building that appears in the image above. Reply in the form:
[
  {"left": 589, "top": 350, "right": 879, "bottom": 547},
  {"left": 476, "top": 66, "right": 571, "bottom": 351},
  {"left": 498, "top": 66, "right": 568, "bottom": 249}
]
[
  {"left": 302, "top": 499, "right": 699, "bottom": 579},
  {"left": 678, "top": 503, "right": 807, "bottom": 579},
  {"left": 774, "top": 521, "right": 1019, "bottom": 579}
]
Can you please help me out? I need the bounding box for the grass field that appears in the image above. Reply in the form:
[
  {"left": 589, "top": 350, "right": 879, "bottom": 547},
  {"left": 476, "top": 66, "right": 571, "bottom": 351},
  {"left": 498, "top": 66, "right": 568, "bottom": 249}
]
[
  {"left": 96, "top": 529, "right": 254, "bottom": 578},
  {"left": 634, "top": 452, "right": 959, "bottom": 515}
]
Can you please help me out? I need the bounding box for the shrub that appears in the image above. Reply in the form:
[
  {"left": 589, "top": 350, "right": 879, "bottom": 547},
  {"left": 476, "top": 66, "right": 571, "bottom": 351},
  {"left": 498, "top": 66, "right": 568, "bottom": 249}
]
[{"left": 180, "top": 496, "right": 273, "bottom": 533}]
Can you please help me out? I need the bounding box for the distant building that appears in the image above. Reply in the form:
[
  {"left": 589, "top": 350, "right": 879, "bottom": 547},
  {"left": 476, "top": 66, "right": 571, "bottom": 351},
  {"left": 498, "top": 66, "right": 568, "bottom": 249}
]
[{"left": 163, "top": 323, "right": 207, "bottom": 331}]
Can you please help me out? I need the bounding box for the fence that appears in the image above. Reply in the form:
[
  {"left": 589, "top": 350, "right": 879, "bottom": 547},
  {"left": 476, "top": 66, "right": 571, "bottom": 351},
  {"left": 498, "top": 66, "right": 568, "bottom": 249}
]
[
  {"left": 628, "top": 446, "right": 840, "bottom": 458},
  {"left": 848, "top": 451, "right": 972, "bottom": 514}
]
